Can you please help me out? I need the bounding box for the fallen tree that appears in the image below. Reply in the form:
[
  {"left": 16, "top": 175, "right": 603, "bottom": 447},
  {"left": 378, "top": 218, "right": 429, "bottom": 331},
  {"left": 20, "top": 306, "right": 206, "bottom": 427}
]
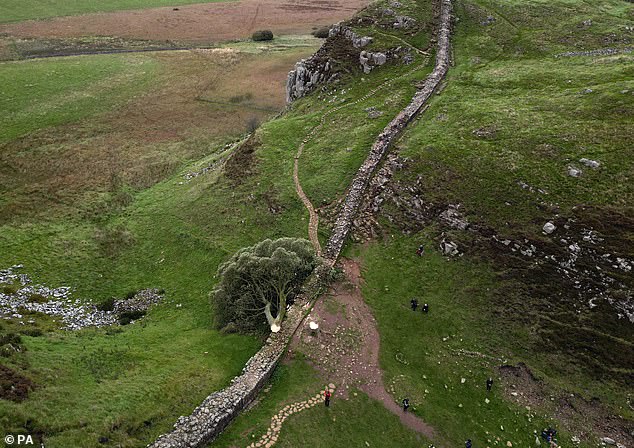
[{"left": 211, "top": 238, "right": 317, "bottom": 333}]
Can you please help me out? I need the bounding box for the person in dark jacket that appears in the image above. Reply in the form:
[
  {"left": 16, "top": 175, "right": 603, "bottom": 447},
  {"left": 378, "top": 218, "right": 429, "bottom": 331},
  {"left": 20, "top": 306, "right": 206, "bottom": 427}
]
[
  {"left": 466, "top": 439, "right": 473, "bottom": 448},
  {"left": 411, "top": 298, "right": 418, "bottom": 311},
  {"left": 422, "top": 303, "right": 429, "bottom": 313},
  {"left": 402, "top": 397, "right": 410, "bottom": 412},
  {"left": 324, "top": 389, "right": 331, "bottom": 407},
  {"left": 486, "top": 377, "right": 493, "bottom": 392}
]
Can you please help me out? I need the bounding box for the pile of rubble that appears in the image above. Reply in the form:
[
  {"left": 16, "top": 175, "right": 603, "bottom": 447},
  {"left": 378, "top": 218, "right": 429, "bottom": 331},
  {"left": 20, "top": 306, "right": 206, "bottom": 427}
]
[{"left": 0, "top": 265, "right": 162, "bottom": 330}]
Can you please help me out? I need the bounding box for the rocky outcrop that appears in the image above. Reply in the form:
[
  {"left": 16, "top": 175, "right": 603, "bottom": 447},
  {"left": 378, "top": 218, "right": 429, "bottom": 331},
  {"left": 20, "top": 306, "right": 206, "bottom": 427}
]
[
  {"left": 328, "top": 24, "right": 373, "bottom": 48},
  {"left": 148, "top": 297, "right": 313, "bottom": 448},
  {"left": 393, "top": 15, "right": 417, "bottom": 29},
  {"left": 286, "top": 25, "right": 373, "bottom": 103},
  {"left": 286, "top": 58, "right": 332, "bottom": 103},
  {"left": 324, "top": 0, "right": 454, "bottom": 261},
  {"left": 359, "top": 50, "right": 387, "bottom": 73}
]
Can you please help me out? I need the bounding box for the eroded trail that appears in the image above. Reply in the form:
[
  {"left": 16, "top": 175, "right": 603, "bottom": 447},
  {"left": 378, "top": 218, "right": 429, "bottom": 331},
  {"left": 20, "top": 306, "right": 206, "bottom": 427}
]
[
  {"left": 293, "top": 0, "right": 452, "bottom": 261},
  {"left": 287, "top": 259, "right": 439, "bottom": 441},
  {"left": 292, "top": 54, "right": 432, "bottom": 256}
]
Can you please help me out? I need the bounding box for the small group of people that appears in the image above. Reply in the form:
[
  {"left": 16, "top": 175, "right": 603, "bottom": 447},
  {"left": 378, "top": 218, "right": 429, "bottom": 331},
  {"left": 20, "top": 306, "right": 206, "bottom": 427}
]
[
  {"left": 541, "top": 427, "right": 558, "bottom": 448},
  {"left": 460, "top": 425, "right": 557, "bottom": 448},
  {"left": 410, "top": 298, "right": 429, "bottom": 313}
]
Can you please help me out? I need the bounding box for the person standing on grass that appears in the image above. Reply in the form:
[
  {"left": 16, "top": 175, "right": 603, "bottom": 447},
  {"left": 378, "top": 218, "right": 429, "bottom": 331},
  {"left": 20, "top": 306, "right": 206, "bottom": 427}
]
[
  {"left": 411, "top": 298, "right": 418, "bottom": 311},
  {"left": 466, "top": 439, "right": 473, "bottom": 448},
  {"left": 402, "top": 397, "right": 410, "bottom": 412},
  {"left": 416, "top": 244, "right": 425, "bottom": 256},
  {"left": 422, "top": 303, "right": 429, "bottom": 314},
  {"left": 486, "top": 377, "right": 493, "bottom": 392},
  {"left": 324, "top": 388, "right": 331, "bottom": 407}
]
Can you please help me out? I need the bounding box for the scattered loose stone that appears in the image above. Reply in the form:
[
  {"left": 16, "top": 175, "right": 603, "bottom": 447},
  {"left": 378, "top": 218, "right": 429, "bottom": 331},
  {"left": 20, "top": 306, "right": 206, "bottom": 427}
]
[
  {"left": 365, "top": 106, "right": 384, "bottom": 118},
  {"left": 579, "top": 158, "right": 600, "bottom": 168},
  {"left": 481, "top": 15, "right": 496, "bottom": 26},
  {"left": 247, "top": 385, "right": 336, "bottom": 448},
  {"left": 567, "top": 166, "right": 582, "bottom": 177},
  {"left": 0, "top": 266, "right": 162, "bottom": 330},
  {"left": 543, "top": 222, "right": 557, "bottom": 234}
]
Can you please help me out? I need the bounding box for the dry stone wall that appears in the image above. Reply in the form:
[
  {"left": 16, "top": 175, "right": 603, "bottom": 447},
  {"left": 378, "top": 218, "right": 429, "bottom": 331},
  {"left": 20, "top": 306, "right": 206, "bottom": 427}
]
[
  {"left": 324, "top": 0, "right": 453, "bottom": 261},
  {"left": 149, "top": 1, "right": 453, "bottom": 445}
]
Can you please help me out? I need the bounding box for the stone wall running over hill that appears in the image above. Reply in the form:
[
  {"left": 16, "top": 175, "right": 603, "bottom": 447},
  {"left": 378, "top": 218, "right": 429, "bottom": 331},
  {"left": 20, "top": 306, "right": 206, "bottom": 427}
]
[
  {"left": 324, "top": 0, "right": 453, "bottom": 261},
  {"left": 148, "top": 298, "right": 312, "bottom": 448},
  {"left": 149, "top": 1, "right": 453, "bottom": 445}
]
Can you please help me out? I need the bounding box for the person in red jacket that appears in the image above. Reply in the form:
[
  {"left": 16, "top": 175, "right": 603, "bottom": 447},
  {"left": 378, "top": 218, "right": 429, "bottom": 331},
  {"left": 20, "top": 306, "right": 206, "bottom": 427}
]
[{"left": 324, "top": 389, "right": 332, "bottom": 407}]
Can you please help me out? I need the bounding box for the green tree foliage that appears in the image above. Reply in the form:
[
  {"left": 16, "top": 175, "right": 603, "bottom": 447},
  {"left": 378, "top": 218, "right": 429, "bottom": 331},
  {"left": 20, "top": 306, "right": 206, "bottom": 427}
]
[{"left": 211, "top": 238, "right": 317, "bottom": 333}]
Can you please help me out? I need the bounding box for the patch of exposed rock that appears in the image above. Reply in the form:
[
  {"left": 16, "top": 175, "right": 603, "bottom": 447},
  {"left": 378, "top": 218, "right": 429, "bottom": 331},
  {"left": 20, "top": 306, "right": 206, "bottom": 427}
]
[
  {"left": 0, "top": 266, "right": 162, "bottom": 330},
  {"left": 393, "top": 15, "right": 418, "bottom": 29},
  {"left": 359, "top": 50, "right": 387, "bottom": 73},
  {"left": 328, "top": 24, "right": 374, "bottom": 48},
  {"left": 286, "top": 25, "right": 373, "bottom": 103}
]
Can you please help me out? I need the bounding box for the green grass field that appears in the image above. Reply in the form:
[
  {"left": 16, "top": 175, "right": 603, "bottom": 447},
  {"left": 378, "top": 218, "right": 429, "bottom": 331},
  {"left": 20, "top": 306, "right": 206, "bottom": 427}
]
[
  {"left": 0, "top": 0, "right": 231, "bottom": 24},
  {"left": 0, "top": 55, "right": 158, "bottom": 143},
  {"left": 200, "top": 0, "right": 634, "bottom": 446}
]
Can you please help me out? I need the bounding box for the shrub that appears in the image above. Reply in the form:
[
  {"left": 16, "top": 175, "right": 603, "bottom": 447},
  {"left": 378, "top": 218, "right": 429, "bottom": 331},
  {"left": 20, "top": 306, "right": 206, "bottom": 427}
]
[
  {"left": 20, "top": 328, "right": 44, "bottom": 338},
  {"left": 96, "top": 297, "right": 115, "bottom": 312},
  {"left": 246, "top": 116, "right": 259, "bottom": 133},
  {"left": 1, "top": 283, "right": 19, "bottom": 295},
  {"left": 0, "top": 333, "right": 22, "bottom": 346},
  {"left": 29, "top": 293, "right": 48, "bottom": 303},
  {"left": 118, "top": 310, "right": 146, "bottom": 326},
  {"left": 252, "top": 30, "right": 274, "bottom": 41},
  {"left": 312, "top": 26, "right": 331, "bottom": 38},
  {"left": 21, "top": 328, "right": 43, "bottom": 337},
  {"left": 0, "top": 333, "right": 25, "bottom": 357}
]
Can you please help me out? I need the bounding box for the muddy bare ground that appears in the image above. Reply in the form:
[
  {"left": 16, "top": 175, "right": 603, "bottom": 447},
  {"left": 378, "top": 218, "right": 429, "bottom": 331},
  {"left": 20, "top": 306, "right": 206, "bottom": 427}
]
[
  {"left": 288, "top": 258, "right": 440, "bottom": 444},
  {"left": 0, "top": 364, "right": 36, "bottom": 402},
  {"left": 0, "top": 0, "right": 372, "bottom": 44}
]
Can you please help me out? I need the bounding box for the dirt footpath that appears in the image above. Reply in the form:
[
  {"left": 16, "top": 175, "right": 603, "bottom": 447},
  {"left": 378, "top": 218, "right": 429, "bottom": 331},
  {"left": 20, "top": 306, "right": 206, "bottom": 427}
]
[
  {"left": 0, "top": 0, "right": 371, "bottom": 43},
  {"left": 289, "top": 259, "right": 440, "bottom": 443}
]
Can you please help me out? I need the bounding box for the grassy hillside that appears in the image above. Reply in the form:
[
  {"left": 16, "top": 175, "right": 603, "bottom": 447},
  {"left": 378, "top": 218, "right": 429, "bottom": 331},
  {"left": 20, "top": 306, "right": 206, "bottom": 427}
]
[
  {"left": 212, "top": 358, "right": 430, "bottom": 448},
  {"left": 202, "top": 0, "right": 633, "bottom": 447},
  {"left": 348, "top": 0, "right": 633, "bottom": 446},
  {"left": 0, "top": 55, "right": 158, "bottom": 143},
  {"left": 0, "top": 0, "right": 231, "bottom": 24},
  {"left": 0, "top": 39, "right": 319, "bottom": 447}
]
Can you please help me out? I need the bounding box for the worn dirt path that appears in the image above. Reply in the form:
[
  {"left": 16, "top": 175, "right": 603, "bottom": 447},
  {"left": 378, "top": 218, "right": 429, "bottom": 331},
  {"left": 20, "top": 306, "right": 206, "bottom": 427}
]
[
  {"left": 293, "top": 50, "right": 431, "bottom": 256},
  {"left": 287, "top": 258, "right": 440, "bottom": 442}
]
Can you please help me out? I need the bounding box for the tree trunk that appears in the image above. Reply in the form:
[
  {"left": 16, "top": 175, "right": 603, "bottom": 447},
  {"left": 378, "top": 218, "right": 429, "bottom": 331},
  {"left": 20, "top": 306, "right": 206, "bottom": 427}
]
[{"left": 264, "top": 291, "right": 287, "bottom": 332}]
